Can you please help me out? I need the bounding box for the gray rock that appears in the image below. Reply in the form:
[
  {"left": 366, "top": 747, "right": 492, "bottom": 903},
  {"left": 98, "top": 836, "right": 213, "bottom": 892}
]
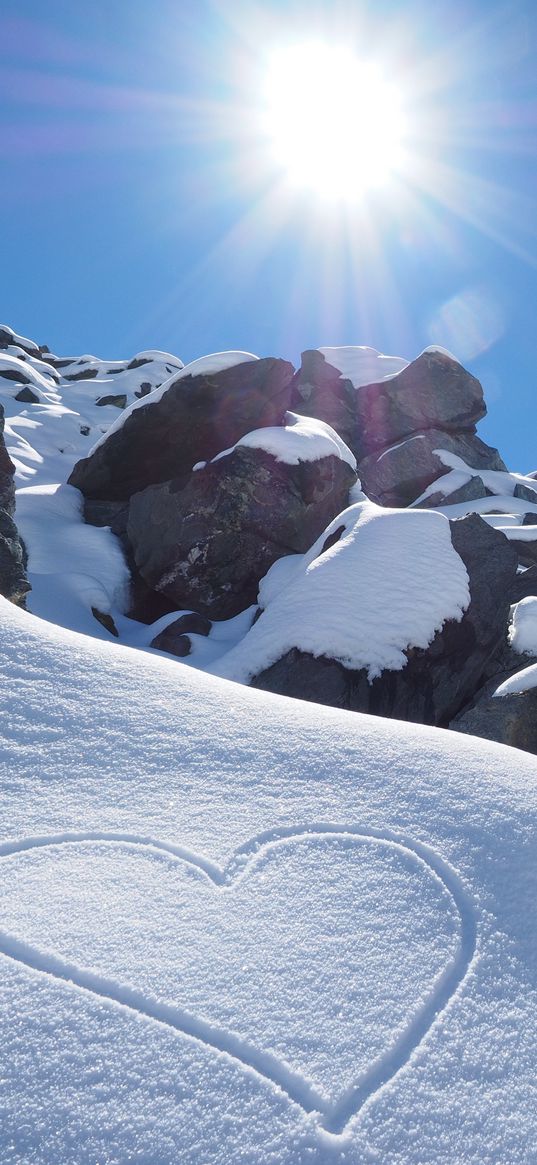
[
  {"left": 0, "top": 404, "right": 16, "bottom": 516},
  {"left": 14, "top": 386, "right": 40, "bottom": 404},
  {"left": 150, "top": 613, "right": 212, "bottom": 658},
  {"left": 290, "top": 348, "right": 487, "bottom": 465},
  {"left": 514, "top": 482, "right": 537, "bottom": 505},
  {"left": 0, "top": 509, "right": 31, "bottom": 606},
  {"left": 127, "top": 446, "right": 356, "bottom": 619},
  {"left": 507, "top": 523, "right": 537, "bottom": 568},
  {"left": 451, "top": 666, "right": 537, "bottom": 755},
  {"left": 252, "top": 514, "right": 518, "bottom": 727},
  {"left": 511, "top": 565, "right": 537, "bottom": 603},
  {"left": 95, "top": 393, "right": 127, "bottom": 409},
  {"left": 290, "top": 350, "right": 356, "bottom": 451},
  {"left": 413, "top": 475, "right": 491, "bottom": 509},
  {"left": 69, "top": 357, "right": 295, "bottom": 502},
  {"left": 353, "top": 348, "right": 487, "bottom": 460},
  {"left": 358, "top": 429, "right": 507, "bottom": 507}
]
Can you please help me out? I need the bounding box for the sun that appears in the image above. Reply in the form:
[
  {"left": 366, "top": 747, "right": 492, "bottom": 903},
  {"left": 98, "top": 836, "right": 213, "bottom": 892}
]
[{"left": 261, "top": 42, "right": 409, "bottom": 202}]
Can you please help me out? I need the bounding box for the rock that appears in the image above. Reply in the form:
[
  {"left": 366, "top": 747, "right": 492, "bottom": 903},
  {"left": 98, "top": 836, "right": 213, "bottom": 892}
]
[
  {"left": 0, "top": 404, "right": 16, "bottom": 516},
  {"left": 251, "top": 513, "right": 518, "bottom": 727},
  {"left": 14, "top": 386, "right": 40, "bottom": 404},
  {"left": 507, "top": 531, "right": 537, "bottom": 568},
  {"left": 127, "top": 446, "right": 356, "bottom": 619},
  {"left": 451, "top": 670, "right": 537, "bottom": 755},
  {"left": 95, "top": 394, "right": 127, "bottom": 409},
  {"left": 150, "top": 613, "right": 212, "bottom": 657},
  {"left": 0, "top": 509, "right": 31, "bottom": 606},
  {"left": 91, "top": 607, "right": 119, "bottom": 637},
  {"left": 414, "top": 475, "right": 490, "bottom": 509},
  {"left": 511, "top": 566, "right": 537, "bottom": 603},
  {"left": 290, "top": 350, "right": 356, "bottom": 450},
  {"left": 0, "top": 325, "right": 40, "bottom": 357},
  {"left": 63, "top": 367, "right": 98, "bottom": 381},
  {"left": 358, "top": 429, "right": 507, "bottom": 507},
  {"left": 353, "top": 349, "right": 486, "bottom": 461},
  {"left": 514, "top": 482, "right": 537, "bottom": 505},
  {"left": 290, "top": 348, "right": 487, "bottom": 465},
  {"left": 68, "top": 357, "right": 295, "bottom": 502}
]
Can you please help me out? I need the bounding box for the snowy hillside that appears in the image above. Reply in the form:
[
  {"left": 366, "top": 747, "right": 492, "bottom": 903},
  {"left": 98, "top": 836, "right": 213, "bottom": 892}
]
[{"left": 0, "top": 324, "right": 536, "bottom": 1163}]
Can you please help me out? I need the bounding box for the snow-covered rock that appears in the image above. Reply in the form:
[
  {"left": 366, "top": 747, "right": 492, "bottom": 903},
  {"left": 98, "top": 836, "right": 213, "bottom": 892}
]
[
  {"left": 68, "top": 356, "right": 294, "bottom": 502},
  {"left": 127, "top": 421, "right": 357, "bottom": 619},
  {"left": 215, "top": 506, "right": 517, "bottom": 726}
]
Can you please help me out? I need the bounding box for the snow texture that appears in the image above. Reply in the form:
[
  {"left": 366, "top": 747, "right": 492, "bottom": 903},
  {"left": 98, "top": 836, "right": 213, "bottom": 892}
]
[
  {"left": 509, "top": 597, "right": 537, "bottom": 657},
  {"left": 1, "top": 332, "right": 537, "bottom": 1164},
  {"left": 196, "top": 411, "right": 357, "bottom": 471},
  {"left": 214, "top": 501, "right": 470, "bottom": 683}
]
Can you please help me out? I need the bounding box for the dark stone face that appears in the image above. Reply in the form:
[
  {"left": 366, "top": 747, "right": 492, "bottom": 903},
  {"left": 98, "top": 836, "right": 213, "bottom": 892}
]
[
  {"left": 358, "top": 429, "right": 506, "bottom": 508},
  {"left": 290, "top": 348, "right": 487, "bottom": 466},
  {"left": 127, "top": 446, "right": 356, "bottom": 619},
  {"left": 251, "top": 513, "right": 518, "bottom": 728},
  {"left": 68, "top": 357, "right": 295, "bottom": 502},
  {"left": 0, "top": 509, "right": 31, "bottom": 607}
]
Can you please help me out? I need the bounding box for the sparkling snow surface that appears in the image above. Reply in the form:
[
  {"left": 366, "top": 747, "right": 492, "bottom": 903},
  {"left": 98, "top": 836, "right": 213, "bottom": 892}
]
[
  {"left": 1, "top": 598, "right": 537, "bottom": 1164},
  {"left": 1, "top": 332, "right": 537, "bottom": 1163},
  {"left": 214, "top": 502, "right": 470, "bottom": 683}
]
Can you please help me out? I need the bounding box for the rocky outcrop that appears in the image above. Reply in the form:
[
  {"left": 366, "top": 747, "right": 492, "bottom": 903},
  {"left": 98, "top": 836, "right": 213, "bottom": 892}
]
[
  {"left": 0, "top": 404, "right": 29, "bottom": 606},
  {"left": 353, "top": 348, "right": 486, "bottom": 460},
  {"left": 68, "top": 357, "right": 295, "bottom": 502},
  {"left": 358, "top": 430, "right": 506, "bottom": 508},
  {"left": 128, "top": 446, "right": 356, "bottom": 619},
  {"left": 251, "top": 514, "right": 518, "bottom": 726},
  {"left": 450, "top": 659, "right": 537, "bottom": 755},
  {"left": 291, "top": 348, "right": 505, "bottom": 507}
]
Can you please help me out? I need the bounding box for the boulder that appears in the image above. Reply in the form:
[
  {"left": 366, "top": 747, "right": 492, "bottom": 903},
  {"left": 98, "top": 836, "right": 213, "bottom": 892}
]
[
  {"left": 127, "top": 446, "right": 356, "bottom": 619},
  {"left": 150, "top": 613, "right": 212, "bottom": 658},
  {"left": 358, "top": 429, "right": 506, "bottom": 507},
  {"left": 414, "top": 475, "right": 490, "bottom": 509},
  {"left": 353, "top": 349, "right": 486, "bottom": 460},
  {"left": 68, "top": 357, "right": 295, "bottom": 502},
  {"left": 290, "top": 348, "right": 486, "bottom": 465},
  {"left": 450, "top": 667, "right": 537, "bottom": 755},
  {"left": 251, "top": 513, "right": 518, "bottom": 727},
  {"left": 511, "top": 565, "right": 537, "bottom": 604},
  {"left": 290, "top": 350, "right": 356, "bottom": 450},
  {"left": 0, "top": 509, "right": 31, "bottom": 607},
  {"left": 514, "top": 482, "right": 537, "bottom": 505},
  {"left": 0, "top": 403, "right": 16, "bottom": 516}
]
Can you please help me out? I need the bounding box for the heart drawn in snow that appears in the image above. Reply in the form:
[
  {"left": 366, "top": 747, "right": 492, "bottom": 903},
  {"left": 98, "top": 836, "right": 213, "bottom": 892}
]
[{"left": 0, "top": 824, "right": 476, "bottom": 1136}]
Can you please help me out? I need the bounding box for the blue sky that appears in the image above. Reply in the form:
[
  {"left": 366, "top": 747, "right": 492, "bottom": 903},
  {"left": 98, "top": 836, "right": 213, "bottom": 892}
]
[{"left": 2, "top": 0, "right": 537, "bottom": 469}]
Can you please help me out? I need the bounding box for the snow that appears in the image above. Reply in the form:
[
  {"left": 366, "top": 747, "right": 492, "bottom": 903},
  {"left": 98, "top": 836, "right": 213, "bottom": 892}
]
[
  {"left": 509, "top": 597, "right": 537, "bottom": 657},
  {"left": 318, "top": 345, "right": 408, "bottom": 387},
  {"left": 14, "top": 483, "right": 130, "bottom": 638},
  {"left": 213, "top": 502, "right": 470, "bottom": 683},
  {"left": 1, "top": 591, "right": 537, "bottom": 1163},
  {"left": 1, "top": 331, "right": 537, "bottom": 1162},
  {"left": 196, "top": 412, "right": 357, "bottom": 471}
]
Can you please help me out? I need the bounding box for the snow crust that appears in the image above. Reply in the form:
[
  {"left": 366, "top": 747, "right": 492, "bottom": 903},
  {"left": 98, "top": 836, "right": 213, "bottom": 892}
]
[
  {"left": 214, "top": 502, "right": 470, "bottom": 683},
  {"left": 1, "top": 596, "right": 537, "bottom": 1163}
]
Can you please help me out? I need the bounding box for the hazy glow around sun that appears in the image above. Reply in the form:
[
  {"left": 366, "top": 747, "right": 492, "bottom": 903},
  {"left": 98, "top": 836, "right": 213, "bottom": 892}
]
[{"left": 262, "top": 43, "right": 409, "bottom": 201}]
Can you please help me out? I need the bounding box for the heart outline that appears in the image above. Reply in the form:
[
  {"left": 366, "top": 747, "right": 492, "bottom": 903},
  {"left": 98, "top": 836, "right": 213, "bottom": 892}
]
[{"left": 0, "top": 824, "right": 477, "bottom": 1136}]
